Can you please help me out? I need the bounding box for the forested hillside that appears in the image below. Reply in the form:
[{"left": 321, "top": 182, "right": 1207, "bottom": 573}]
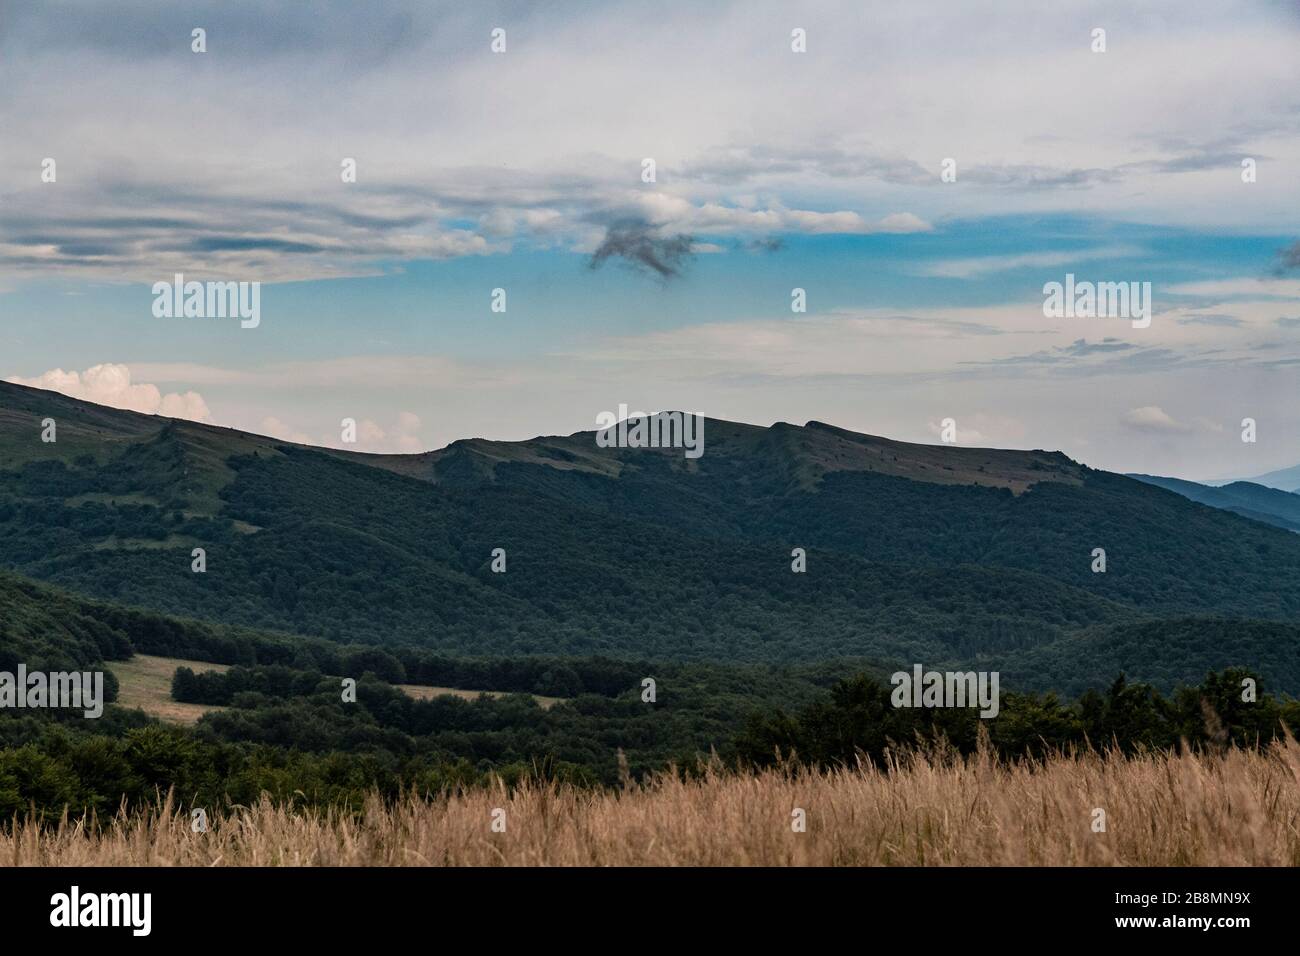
[
  {"left": 2, "top": 380, "right": 1299, "bottom": 691},
  {"left": 1129, "top": 473, "right": 1300, "bottom": 532},
  {"left": 2, "top": 380, "right": 1300, "bottom": 818}
]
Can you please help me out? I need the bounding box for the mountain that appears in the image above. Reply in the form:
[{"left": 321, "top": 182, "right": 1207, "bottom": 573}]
[
  {"left": 3, "top": 379, "right": 1300, "bottom": 693},
  {"left": 1128, "top": 474, "right": 1300, "bottom": 533},
  {"left": 1236, "top": 463, "right": 1300, "bottom": 494},
  {"left": 1203, "top": 462, "right": 1300, "bottom": 493}
]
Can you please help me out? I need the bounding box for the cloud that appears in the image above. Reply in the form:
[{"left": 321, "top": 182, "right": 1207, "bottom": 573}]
[
  {"left": 588, "top": 221, "right": 695, "bottom": 280},
  {"left": 8, "top": 0, "right": 1290, "bottom": 286},
  {"left": 929, "top": 420, "right": 984, "bottom": 443},
  {"left": 358, "top": 420, "right": 388, "bottom": 444},
  {"left": 678, "top": 144, "right": 1248, "bottom": 194},
  {"left": 330, "top": 411, "right": 424, "bottom": 453},
  {"left": 259, "top": 416, "right": 311, "bottom": 445},
  {"left": 614, "top": 192, "right": 929, "bottom": 239},
  {"left": 1174, "top": 313, "right": 1243, "bottom": 327},
  {"left": 962, "top": 163, "right": 1119, "bottom": 190},
  {"left": 1058, "top": 338, "right": 1137, "bottom": 356},
  {"left": 1274, "top": 240, "right": 1300, "bottom": 275},
  {"left": 0, "top": 181, "right": 498, "bottom": 283},
  {"left": 1164, "top": 278, "right": 1300, "bottom": 299},
  {"left": 1121, "top": 405, "right": 1192, "bottom": 433},
  {"left": 250, "top": 409, "right": 425, "bottom": 452},
  {"left": 962, "top": 337, "right": 1153, "bottom": 371},
  {"left": 680, "top": 145, "right": 932, "bottom": 186},
  {"left": 0, "top": 172, "right": 925, "bottom": 283},
  {"left": 926, "top": 413, "right": 1025, "bottom": 446},
  {"left": 914, "top": 245, "right": 1142, "bottom": 280},
  {"left": 5, "top": 363, "right": 210, "bottom": 421},
  {"left": 1, "top": 0, "right": 1297, "bottom": 289}
]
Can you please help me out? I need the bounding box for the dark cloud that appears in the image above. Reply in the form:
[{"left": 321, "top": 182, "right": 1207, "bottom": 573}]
[
  {"left": 588, "top": 221, "right": 694, "bottom": 280},
  {"left": 188, "top": 236, "right": 330, "bottom": 254},
  {"left": 1058, "top": 337, "right": 1137, "bottom": 355},
  {"left": 747, "top": 237, "right": 784, "bottom": 253},
  {"left": 1273, "top": 241, "right": 1300, "bottom": 275},
  {"left": 0, "top": 177, "right": 501, "bottom": 280}
]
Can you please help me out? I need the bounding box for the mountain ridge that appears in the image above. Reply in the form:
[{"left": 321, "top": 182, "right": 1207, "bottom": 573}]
[
  {"left": 0, "top": 378, "right": 1085, "bottom": 498},
  {"left": 1128, "top": 473, "right": 1300, "bottom": 533},
  {"left": 3, "top": 379, "right": 1300, "bottom": 692}
]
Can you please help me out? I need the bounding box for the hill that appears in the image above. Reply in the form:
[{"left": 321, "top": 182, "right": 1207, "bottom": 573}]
[
  {"left": 1128, "top": 474, "right": 1300, "bottom": 532},
  {"left": 1208, "top": 462, "right": 1300, "bottom": 494},
  {"left": 3, "top": 380, "right": 1300, "bottom": 691}
]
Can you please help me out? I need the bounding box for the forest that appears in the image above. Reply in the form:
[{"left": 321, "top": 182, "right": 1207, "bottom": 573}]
[
  {"left": 2, "top": 384, "right": 1299, "bottom": 825},
  {"left": 1, "top": 416, "right": 1298, "bottom": 692}
]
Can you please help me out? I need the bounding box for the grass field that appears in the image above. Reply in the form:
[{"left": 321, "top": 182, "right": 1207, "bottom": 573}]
[
  {"left": 395, "top": 683, "right": 565, "bottom": 708},
  {"left": 8, "top": 738, "right": 1299, "bottom": 866},
  {"left": 108, "top": 655, "right": 231, "bottom": 725},
  {"left": 109, "top": 654, "right": 566, "bottom": 725}
]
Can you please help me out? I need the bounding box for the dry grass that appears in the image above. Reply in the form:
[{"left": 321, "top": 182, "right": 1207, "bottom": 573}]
[
  {"left": 108, "top": 654, "right": 230, "bottom": 725},
  {"left": 395, "top": 684, "right": 566, "bottom": 709},
  {"left": 7, "top": 737, "right": 1300, "bottom": 866},
  {"left": 108, "top": 654, "right": 566, "bottom": 726}
]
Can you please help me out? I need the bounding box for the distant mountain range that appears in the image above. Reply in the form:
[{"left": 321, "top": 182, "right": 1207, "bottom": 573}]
[
  {"left": 1127, "top": 474, "right": 1300, "bottom": 533},
  {"left": 1209, "top": 463, "right": 1300, "bottom": 494},
  {"left": 3, "top": 379, "right": 1300, "bottom": 694}
]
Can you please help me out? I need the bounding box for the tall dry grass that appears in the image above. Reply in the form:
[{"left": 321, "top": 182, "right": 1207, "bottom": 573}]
[{"left": 7, "top": 738, "right": 1300, "bottom": 866}]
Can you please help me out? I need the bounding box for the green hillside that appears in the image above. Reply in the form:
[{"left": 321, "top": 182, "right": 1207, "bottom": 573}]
[
  {"left": 2, "top": 380, "right": 1299, "bottom": 691},
  {"left": 1129, "top": 473, "right": 1300, "bottom": 532}
]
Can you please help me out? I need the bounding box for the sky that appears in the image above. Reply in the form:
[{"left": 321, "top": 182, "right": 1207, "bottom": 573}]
[{"left": 1, "top": 0, "right": 1298, "bottom": 480}]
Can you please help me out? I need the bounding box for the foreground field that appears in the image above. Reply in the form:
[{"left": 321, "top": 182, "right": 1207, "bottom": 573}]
[{"left": 8, "top": 739, "right": 1300, "bottom": 866}]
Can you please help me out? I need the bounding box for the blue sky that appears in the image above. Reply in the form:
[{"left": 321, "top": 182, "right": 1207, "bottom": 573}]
[{"left": 2, "top": 0, "right": 1298, "bottom": 479}]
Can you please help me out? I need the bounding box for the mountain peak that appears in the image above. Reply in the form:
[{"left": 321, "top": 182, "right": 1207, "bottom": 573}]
[{"left": 0, "top": 379, "right": 1083, "bottom": 496}]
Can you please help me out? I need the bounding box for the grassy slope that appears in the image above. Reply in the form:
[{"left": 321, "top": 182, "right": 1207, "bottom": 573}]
[
  {"left": 107, "top": 653, "right": 565, "bottom": 725},
  {"left": 109, "top": 654, "right": 230, "bottom": 725}
]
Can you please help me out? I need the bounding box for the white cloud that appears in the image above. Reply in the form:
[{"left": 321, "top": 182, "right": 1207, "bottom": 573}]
[
  {"left": 358, "top": 420, "right": 388, "bottom": 445},
  {"left": 6, "top": 364, "right": 210, "bottom": 422},
  {"left": 251, "top": 410, "right": 423, "bottom": 452},
  {"left": 628, "top": 193, "right": 930, "bottom": 237},
  {"left": 929, "top": 420, "right": 985, "bottom": 444},
  {"left": 321, "top": 411, "right": 425, "bottom": 453},
  {"left": 1164, "top": 278, "right": 1300, "bottom": 300},
  {"left": 1121, "top": 405, "right": 1191, "bottom": 433},
  {"left": 926, "top": 413, "right": 1026, "bottom": 446},
  {"left": 915, "top": 245, "right": 1143, "bottom": 279},
  {"left": 259, "top": 416, "right": 312, "bottom": 445},
  {"left": 14, "top": 1, "right": 1291, "bottom": 283}
]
